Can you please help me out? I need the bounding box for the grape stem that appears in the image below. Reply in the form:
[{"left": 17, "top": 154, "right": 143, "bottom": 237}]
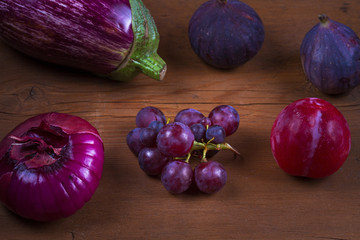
[
  {"left": 191, "top": 140, "right": 241, "bottom": 159},
  {"left": 185, "top": 153, "right": 191, "bottom": 163}
]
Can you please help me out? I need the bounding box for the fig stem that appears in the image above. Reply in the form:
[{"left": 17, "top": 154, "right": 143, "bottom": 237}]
[{"left": 318, "top": 14, "right": 329, "bottom": 24}]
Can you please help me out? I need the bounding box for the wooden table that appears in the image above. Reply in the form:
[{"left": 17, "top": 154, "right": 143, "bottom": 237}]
[{"left": 1, "top": 0, "right": 360, "bottom": 239}]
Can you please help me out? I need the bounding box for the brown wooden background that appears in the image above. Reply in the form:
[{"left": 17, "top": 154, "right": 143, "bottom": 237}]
[{"left": 1, "top": 0, "right": 360, "bottom": 239}]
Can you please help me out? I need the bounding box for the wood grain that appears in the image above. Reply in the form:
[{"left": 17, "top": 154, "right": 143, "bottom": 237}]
[{"left": 1, "top": 0, "right": 360, "bottom": 239}]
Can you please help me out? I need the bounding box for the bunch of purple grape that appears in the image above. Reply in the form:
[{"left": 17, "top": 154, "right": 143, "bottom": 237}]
[{"left": 126, "top": 105, "right": 240, "bottom": 194}]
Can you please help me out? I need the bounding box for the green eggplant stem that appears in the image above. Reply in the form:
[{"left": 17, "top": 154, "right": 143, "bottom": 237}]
[
  {"left": 107, "top": 0, "right": 166, "bottom": 81},
  {"left": 131, "top": 53, "right": 167, "bottom": 81}
]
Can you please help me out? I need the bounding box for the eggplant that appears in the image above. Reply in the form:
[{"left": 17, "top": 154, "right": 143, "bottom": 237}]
[
  {"left": 0, "top": 0, "right": 166, "bottom": 81},
  {"left": 300, "top": 14, "right": 360, "bottom": 94}
]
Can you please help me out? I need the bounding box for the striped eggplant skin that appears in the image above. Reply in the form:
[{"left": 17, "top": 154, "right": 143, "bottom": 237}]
[
  {"left": 300, "top": 15, "right": 360, "bottom": 94},
  {"left": 0, "top": 113, "right": 104, "bottom": 221},
  {"left": 0, "top": 0, "right": 167, "bottom": 81},
  {"left": 0, "top": 0, "right": 133, "bottom": 75}
]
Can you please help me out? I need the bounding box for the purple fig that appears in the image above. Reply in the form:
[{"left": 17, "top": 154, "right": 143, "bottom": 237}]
[
  {"left": 300, "top": 14, "right": 360, "bottom": 94},
  {"left": 0, "top": 0, "right": 166, "bottom": 81},
  {"left": 188, "top": 0, "right": 264, "bottom": 69}
]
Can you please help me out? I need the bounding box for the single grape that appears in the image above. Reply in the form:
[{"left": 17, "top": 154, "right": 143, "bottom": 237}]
[
  {"left": 138, "top": 147, "right": 170, "bottom": 175},
  {"left": 205, "top": 125, "right": 226, "bottom": 144},
  {"left": 148, "top": 120, "right": 164, "bottom": 134},
  {"left": 161, "top": 160, "right": 193, "bottom": 194},
  {"left": 157, "top": 122, "right": 195, "bottom": 157},
  {"left": 140, "top": 127, "right": 157, "bottom": 147},
  {"left": 200, "top": 117, "right": 212, "bottom": 127},
  {"left": 190, "top": 123, "right": 206, "bottom": 142},
  {"left": 209, "top": 105, "right": 239, "bottom": 136},
  {"left": 174, "top": 108, "right": 204, "bottom": 127},
  {"left": 136, "top": 106, "right": 166, "bottom": 128},
  {"left": 270, "top": 97, "right": 351, "bottom": 178},
  {"left": 126, "top": 128, "right": 146, "bottom": 156},
  {"left": 194, "top": 161, "right": 227, "bottom": 194}
]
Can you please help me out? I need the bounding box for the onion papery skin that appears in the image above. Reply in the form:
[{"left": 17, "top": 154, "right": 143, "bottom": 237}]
[
  {"left": 0, "top": 113, "right": 104, "bottom": 221},
  {"left": 188, "top": 0, "right": 264, "bottom": 69},
  {"left": 0, "top": 0, "right": 166, "bottom": 81},
  {"left": 300, "top": 15, "right": 360, "bottom": 94}
]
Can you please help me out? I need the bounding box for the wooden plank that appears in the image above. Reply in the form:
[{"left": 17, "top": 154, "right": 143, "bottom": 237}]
[{"left": 1, "top": 0, "right": 360, "bottom": 239}]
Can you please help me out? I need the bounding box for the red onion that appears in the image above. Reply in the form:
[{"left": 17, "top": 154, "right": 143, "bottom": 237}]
[{"left": 0, "top": 112, "right": 104, "bottom": 221}]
